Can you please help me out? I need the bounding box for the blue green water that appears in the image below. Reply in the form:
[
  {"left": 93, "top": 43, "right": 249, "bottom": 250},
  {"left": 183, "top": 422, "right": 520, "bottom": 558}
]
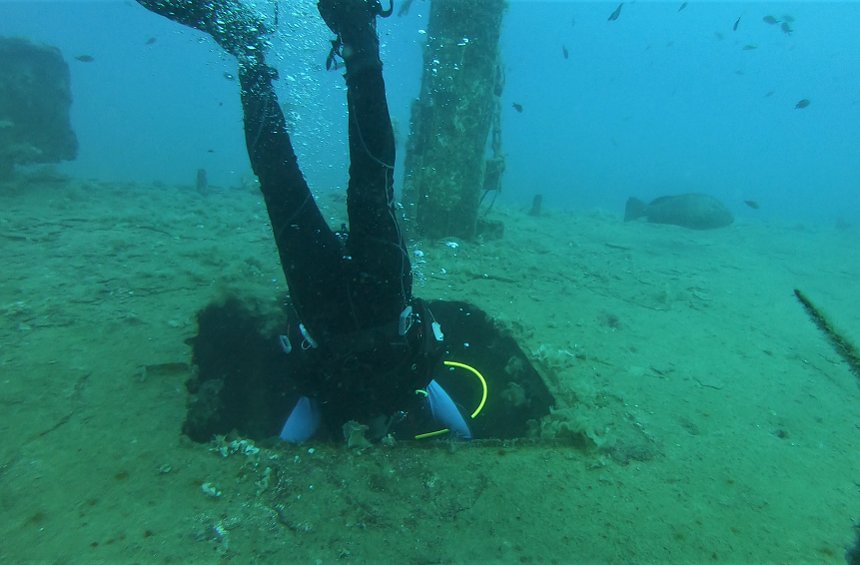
[{"left": 2, "top": 1, "right": 858, "bottom": 223}]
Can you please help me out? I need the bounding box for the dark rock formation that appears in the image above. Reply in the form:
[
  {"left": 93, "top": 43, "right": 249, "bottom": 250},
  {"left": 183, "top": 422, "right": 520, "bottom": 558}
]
[{"left": 0, "top": 37, "right": 78, "bottom": 180}]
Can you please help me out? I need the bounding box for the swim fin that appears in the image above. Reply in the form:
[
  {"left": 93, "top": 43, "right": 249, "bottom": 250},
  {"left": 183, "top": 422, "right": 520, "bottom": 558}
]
[
  {"left": 279, "top": 396, "right": 321, "bottom": 443},
  {"left": 426, "top": 380, "right": 471, "bottom": 440}
]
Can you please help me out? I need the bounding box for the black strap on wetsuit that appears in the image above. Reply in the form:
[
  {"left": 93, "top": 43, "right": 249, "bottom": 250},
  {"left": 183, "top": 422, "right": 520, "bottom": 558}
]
[{"left": 135, "top": 0, "right": 443, "bottom": 425}]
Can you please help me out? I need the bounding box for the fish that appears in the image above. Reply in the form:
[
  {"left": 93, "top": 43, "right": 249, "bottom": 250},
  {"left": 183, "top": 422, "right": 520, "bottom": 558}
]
[
  {"left": 512, "top": 103, "right": 523, "bottom": 113},
  {"left": 624, "top": 194, "right": 734, "bottom": 230},
  {"left": 744, "top": 200, "right": 760, "bottom": 209},
  {"left": 763, "top": 15, "right": 779, "bottom": 25},
  {"left": 743, "top": 45, "right": 757, "bottom": 50},
  {"left": 795, "top": 99, "right": 810, "bottom": 109},
  {"left": 608, "top": 3, "right": 623, "bottom": 22},
  {"left": 145, "top": 37, "right": 156, "bottom": 45},
  {"left": 75, "top": 55, "right": 94, "bottom": 62},
  {"left": 781, "top": 22, "right": 793, "bottom": 35},
  {"left": 678, "top": 2, "right": 687, "bottom": 12},
  {"left": 223, "top": 72, "right": 236, "bottom": 81},
  {"left": 562, "top": 45, "right": 569, "bottom": 59},
  {"left": 733, "top": 17, "right": 741, "bottom": 31},
  {"left": 764, "top": 91, "right": 774, "bottom": 97}
]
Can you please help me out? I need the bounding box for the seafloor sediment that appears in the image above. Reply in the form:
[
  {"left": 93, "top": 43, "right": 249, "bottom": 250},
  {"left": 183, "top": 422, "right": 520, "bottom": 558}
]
[{"left": 1, "top": 177, "right": 858, "bottom": 563}]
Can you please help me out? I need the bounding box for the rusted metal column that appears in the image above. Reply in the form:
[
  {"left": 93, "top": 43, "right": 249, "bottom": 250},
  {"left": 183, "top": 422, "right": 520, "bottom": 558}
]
[{"left": 401, "top": 0, "right": 506, "bottom": 240}]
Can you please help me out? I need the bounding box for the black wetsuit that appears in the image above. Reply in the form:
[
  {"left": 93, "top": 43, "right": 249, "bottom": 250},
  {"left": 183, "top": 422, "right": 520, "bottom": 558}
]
[{"left": 136, "top": 0, "right": 443, "bottom": 431}]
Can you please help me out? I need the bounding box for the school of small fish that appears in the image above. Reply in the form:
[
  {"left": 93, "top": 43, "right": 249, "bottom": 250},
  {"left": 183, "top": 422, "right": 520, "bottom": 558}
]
[
  {"left": 762, "top": 14, "right": 794, "bottom": 35},
  {"left": 538, "top": 5, "right": 810, "bottom": 113}
]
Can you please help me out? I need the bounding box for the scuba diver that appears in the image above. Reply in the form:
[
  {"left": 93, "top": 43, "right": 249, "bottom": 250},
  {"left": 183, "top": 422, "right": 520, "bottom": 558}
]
[{"left": 135, "top": 0, "right": 471, "bottom": 442}]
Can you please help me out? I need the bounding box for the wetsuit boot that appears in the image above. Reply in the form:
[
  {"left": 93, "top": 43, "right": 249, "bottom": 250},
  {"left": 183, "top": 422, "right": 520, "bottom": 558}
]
[{"left": 136, "top": 0, "right": 270, "bottom": 63}]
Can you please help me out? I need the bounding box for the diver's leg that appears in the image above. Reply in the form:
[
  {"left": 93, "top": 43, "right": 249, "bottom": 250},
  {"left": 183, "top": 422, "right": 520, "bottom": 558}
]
[
  {"left": 344, "top": 65, "right": 411, "bottom": 327},
  {"left": 319, "top": 0, "right": 412, "bottom": 328},
  {"left": 136, "top": 0, "right": 348, "bottom": 335},
  {"left": 238, "top": 62, "right": 346, "bottom": 332}
]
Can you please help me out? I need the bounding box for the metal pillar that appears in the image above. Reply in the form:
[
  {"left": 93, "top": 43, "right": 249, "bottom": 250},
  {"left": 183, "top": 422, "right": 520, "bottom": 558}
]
[{"left": 401, "top": 0, "right": 506, "bottom": 240}]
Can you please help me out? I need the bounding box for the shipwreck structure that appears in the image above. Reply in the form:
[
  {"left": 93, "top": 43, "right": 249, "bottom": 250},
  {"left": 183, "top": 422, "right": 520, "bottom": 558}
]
[
  {"left": 0, "top": 37, "right": 78, "bottom": 180},
  {"left": 401, "top": 0, "right": 507, "bottom": 240}
]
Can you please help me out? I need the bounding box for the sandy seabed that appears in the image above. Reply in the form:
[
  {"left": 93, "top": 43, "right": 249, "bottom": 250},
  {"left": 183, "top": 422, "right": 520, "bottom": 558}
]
[{"left": 1, "top": 176, "right": 858, "bottom": 564}]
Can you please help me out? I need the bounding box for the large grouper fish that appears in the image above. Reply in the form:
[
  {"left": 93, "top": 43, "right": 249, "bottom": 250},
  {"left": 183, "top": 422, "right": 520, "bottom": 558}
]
[{"left": 624, "top": 193, "right": 734, "bottom": 230}]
